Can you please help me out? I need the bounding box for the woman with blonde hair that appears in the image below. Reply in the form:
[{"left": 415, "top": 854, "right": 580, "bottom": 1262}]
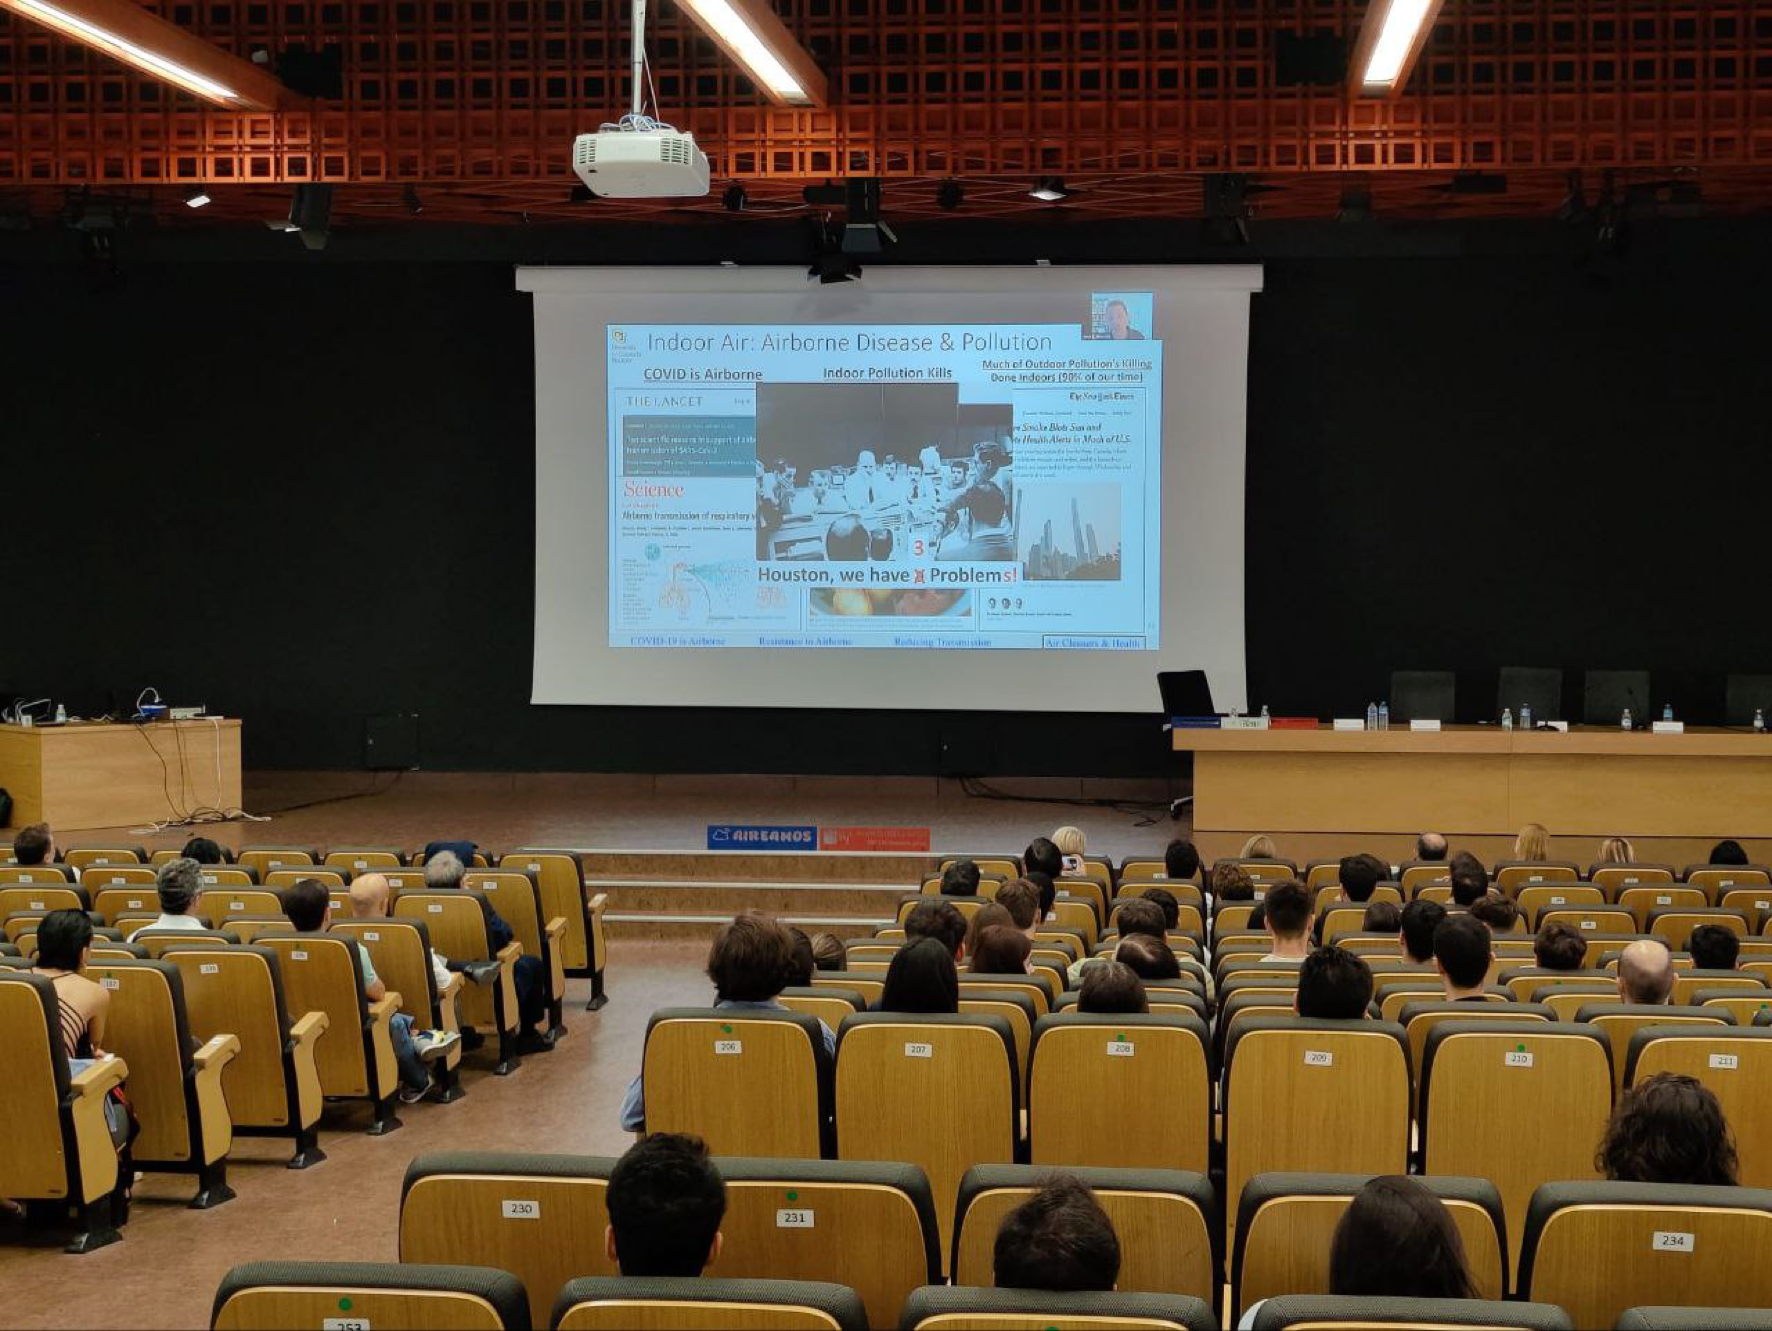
[
  {"left": 1514, "top": 822, "right": 1550, "bottom": 862},
  {"left": 1052, "top": 825, "right": 1087, "bottom": 876},
  {"left": 1239, "top": 833, "right": 1279, "bottom": 860},
  {"left": 1596, "top": 835, "right": 1635, "bottom": 865}
]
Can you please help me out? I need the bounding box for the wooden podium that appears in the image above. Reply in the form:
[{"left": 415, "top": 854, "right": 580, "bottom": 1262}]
[{"left": 0, "top": 720, "right": 242, "bottom": 831}]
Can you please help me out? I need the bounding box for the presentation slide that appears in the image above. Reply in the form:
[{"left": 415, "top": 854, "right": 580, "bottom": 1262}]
[
  {"left": 520, "top": 266, "right": 1260, "bottom": 713},
  {"left": 606, "top": 301, "right": 1160, "bottom": 652}
]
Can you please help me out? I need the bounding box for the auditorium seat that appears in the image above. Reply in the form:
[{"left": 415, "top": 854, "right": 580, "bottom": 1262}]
[
  {"left": 835, "top": 1011, "right": 1016, "bottom": 1270},
  {"left": 779, "top": 985, "right": 868, "bottom": 1030},
  {"left": 1108, "top": 898, "right": 1205, "bottom": 942},
  {"left": 1248, "top": 1294, "right": 1571, "bottom": 1331},
  {"left": 943, "top": 857, "right": 1020, "bottom": 880},
  {"left": 1027, "top": 1012, "right": 1209, "bottom": 1172},
  {"left": 0, "top": 971, "right": 130, "bottom": 1252},
  {"left": 1614, "top": 886, "right": 1709, "bottom": 929},
  {"left": 1616, "top": 1308, "right": 1772, "bottom": 1331},
  {"left": 1669, "top": 969, "right": 1767, "bottom": 1005},
  {"left": 1684, "top": 865, "right": 1772, "bottom": 902},
  {"left": 1048, "top": 895, "right": 1099, "bottom": 943},
  {"left": 1116, "top": 879, "right": 1205, "bottom": 911},
  {"left": 846, "top": 941, "right": 899, "bottom": 967},
  {"left": 1495, "top": 862, "right": 1586, "bottom": 895},
  {"left": 958, "top": 990, "right": 1037, "bottom": 1100},
  {"left": 1398, "top": 1000, "right": 1554, "bottom": 1113},
  {"left": 0, "top": 863, "right": 74, "bottom": 885},
  {"left": 134, "top": 928, "right": 240, "bottom": 959},
  {"left": 898, "top": 1285, "right": 1215, "bottom": 1331},
  {"left": 260, "top": 933, "right": 405, "bottom": 1133},
  {"left": 1581, "top": 932, "right": 1650, "bottom": 968},
  {"left": 0, "top": 884, "right": 89, "bottom": 917},
  {"left": 1380, "top": 983, "right": 1508, "bottom": 1024},
  {"left": 502, "top": 851, "right": 599, "bottom": 983},
  {"left": 1647, "top": 906, "right": 1750, "bottom": 951},
  {"left": 1519, "top": 1181, "right": 1772, "bottom": 1328},
  {"left": 1500, "top": 967, "right": 1611, "bottom": 1003},
  {"left": 1539, "top": 905, "right": 1637, "bottom": 936},
  {"left": 63, "top": 846, "right": 146, "bottom": 870},
  {"left": 198, "top": 889, "right": 286, "bottom": 929},
  {"left": 467, "top": 868, "right": 569, "bottom": 1038},
  {"left": 333, "top": 916, "right": 465, "bottom": 1098},
  {"left": 90, "top": 940, "right": 149, "bottom": 962},
  {"left": 162, "top": 943, "right": 329, "bottom": 1168},
  {"left": 1222, "top": 1016, "right": 1410, "bottom": 1246},
  {"left": 325, "top": 846, "right": 407, "bottom": 872},
  {"left": 264, "top": 867, "right": 346, "bottom": 892},
  {"left": 235, "top": 847, "right": 319, "bottom": 877},
  {"left": 1573, "top": 1002, "right": 1730, "bottom": 1090},
  {"left": 211, "top": 1260, "right": 532, "bottom": 1331},
  {"left": 1217, "top": 992, "right": 1302, "bottom": 1066},
  {"left": 85, "top": 956, "right": 239, "bottom": 1207},
  {"left": 91, "top": 881, "right": 161, "bottom": 923},
  {"left": 1516, "top": 884, "right": 1605, "bottom": 927},
  {"left": 811, "top": 970, "right": 885, "bottom": 1005},
  {"left": 1053, "top": 987, "right": 1208, "bottom": 1022},
  {"left": 1397, "top": 862, "right": 1450, "bottom": 896},
  {"left": 642, "top": 1007, "right": 831, "bottom": 1156},
  {"left": 394, "top": 887, "right": 522, "bottom": 1073},
  {"left": 220, "top": 916, "right": 296, "bottom": 945},
  {"left": 898, "top": 894, "right": 987, "bottom": 925},
  {"left": 958, "top": 971, "right": 1054, "bottom": 1015},
  {"left": 554, "top": 1277, "right": 866, "bottom": 1331},
  {"left": 1624, "top": 1024, "right": 1772, "bottom": 1186},
  {"left": 951, "top": 1164, "right": 1216, "bottom": 1303},
  {"left": 1419, "top": 1020, "right": 1612, "bottom": 1273},
  {"left": 1213, "top": 903, "right": 1259, "bottom": 936},
  {"left": 1540, "top": 983, "right": 1630, "bottom": 1021},
  {"left": 1589, "top": 863, "right": 1679, "bottom": 896},
  {"left": 1232, "top": 1173, "right": 1508, "bottom": 1314},
  {"left": 1691, "top": 988, "right": 1772, "bottom": 1025}
]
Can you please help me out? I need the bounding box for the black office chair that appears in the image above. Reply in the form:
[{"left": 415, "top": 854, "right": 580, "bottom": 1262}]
[
  {"left": 1725, "top": 674, "right": 1772, "bottom": 728},
  {"left": 1498, "top": 667, "right": 1562, "bottom": 723},
  {"left": 1583, "top": 669, "right": 1651, "bottom": 727},
  {"left": 1389, "top": 671, "right": 1455, "bottom": 724}
]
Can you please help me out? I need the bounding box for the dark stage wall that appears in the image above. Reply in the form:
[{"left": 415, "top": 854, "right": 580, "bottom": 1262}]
[{"left": 6, "top": 216, "right": 1767, "bottom": 775}]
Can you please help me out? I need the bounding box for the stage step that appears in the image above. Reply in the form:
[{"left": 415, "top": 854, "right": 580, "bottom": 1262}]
[
  {"left": 584, "top": 849, "right": 956, "bottom": 886},
  {"left": 608, "top": 913, "right": 887, "bottom": 941}
]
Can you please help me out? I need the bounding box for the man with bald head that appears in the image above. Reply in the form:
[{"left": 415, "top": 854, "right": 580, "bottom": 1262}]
[
  {"left": 1416, "top": 832, "right": 1448, "bottom": 862},
  {"left": 347, "top": 872, "right": 498, "bottom": 993},
  {"left": 1617, "top": 939, "right": 1675, "bottom": 1005}
]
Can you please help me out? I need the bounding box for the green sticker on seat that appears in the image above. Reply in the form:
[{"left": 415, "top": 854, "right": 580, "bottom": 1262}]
[
  {"left": 722, "top": 1024, "right": 733, "bottom": 1033},
  {"left": 338, "top": 1297, "right": 353, "bottom": 1311},
  {"left": 786, "top": 1189, "right": 798, "bottom": 1201}
]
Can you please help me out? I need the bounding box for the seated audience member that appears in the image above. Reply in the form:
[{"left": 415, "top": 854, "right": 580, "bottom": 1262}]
[
  {"left": 1024, "top": 837, "right": 1064, "bottom": 885},
  {"left": 425, "top": 850, "right": 553, "bottom": 1052},
  {"left": 1295, "top": 945, "right": 1374, "bottom": 1020},
  {"left": 1211, "top": 862, "right": 1256, "bottom": 904},
  {"left": 32, "top": 910, "right": 132, "bottom": 1167},
  {"left": 1361, "top": 901, "right": 1401, "bottom": 934},
  {"left": 1337, "top": 854, "right": 1386, "bottom": 904},
  {"left": 994, "top": 880, "right": 1042, "bottom": 941},
  {"left": 1069, "top": 897, "right": 1165, "bottom": 985},
  {"left": 180, "top": 836, "right": 226, "bottom": 865},
  {"left": 1688, "top": 923, "right": 1742, "bottom": 972},
  {"left": 905, "top": 898, "right": 968, "bottom": 963},
  {"left": 786, "top": 928, "right": 816, "bottom": 986},
  {"left": 1514, "top": 822, "right": 1551, "bottom": 862},
  {"left": 1140, "top": 887, "right": 1181, "bottom": 933},
  {"left": 809, "top": 932, "right": 846, "bottom": 972},
  {"left": 1597, "top": 1073, "right": 1739, "bottom": 1187},
  {"left": 604, "top": 1134, "right": 727, "bottom": 1276},
  {"left": 1052, "top": 825, "right": 1088, "bottom": 877},
  {"left": 878, "top": 936, "right": 960, "bottom": 1013},
  {"left": 284, "top": 877, "right": 453, "bottom": 1102},
  {"left": 1468, "top": 893, "right": 1519, "bottom": 934},
  {"left": 1710, "top": 839, "right": 1750, "bottom": 866},
  {"left": 940, "top": 859, "right": 981, "bottom": 897},
  {"left": 129, "top": 858, "right": 208, "bottom": 940},
  {"left": 993, "top": 1175, "right": 1120, "bottom": 1293},
  {"left": 621, "top": 912, "right": 835, "bottom": 1132},
  {"left": 1327, "top": 1177, "right": 1478, "bottom": 1299},
  {"left": 12, "top": 821, "right": 59, "bottom": 870},
  {"left": 1595, "top": 835, "right": 1634, "bottom": 865},
  {"left": 1240, "top": 834, "right": 1280, "bottom": 861},
  {"left": 1247, "top": 901, "right": 1267, "bottom": 931},
  {"left": 1616, "top": 938, "right": 1675, "bottom": 1005},
  {"left": 1448, "top": 852, "right": 1490, "bottom": 908},
  {"left": 970, "top": 925, "right": 1032, "bottom": 975},
  {"left": 1398, "top": 899, "right": 1447, "bottom": 965},
  {"left": 964, "top": 903, "right": 1014, "bottom": 959},
  {"left": 1115, "top": 932, "right": 1182, "bottom": 983},
  {"left": 1025, "top": 870, "right": 1057, "bottom": 922},
  {"left": 1077, "top": 961, "right": 1148, "bottom": 1015},
  {"left": 1259, "top": 880, "right": 1313, "bottom": 963},
  {"left": 1433, "top": 914, "right": 1493, "bottom": 1001},
  {"left": 1533, "top": 920, "right": 1588, "bottom": 972},
  {"left": 1415, "top": 832, "right": 1449, "bottom": 863},
  {"left": 1163, "top": 838, "right": 1201, "bottom": 883},
  {"left": 348, "top": 872, "right": 501, "bottom": 993}
]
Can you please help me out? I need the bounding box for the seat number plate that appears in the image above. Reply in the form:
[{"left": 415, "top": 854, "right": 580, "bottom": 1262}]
[
  {"left": 1653, "top": 1231, "right": 1694, "bottom": 1252},
  {"left": 776, "top": 1209, "right": 815, "bottom": 1228},
  {"left": 1710, "top": 1053, "right": 1739, "bottom": 1070},
  {"left": 904, "top": 1042, "right": 933, "bottom": 1058},
  {"left": 714, "top": 1040, "right": 743, "bottom": 1055},
  {"left": 1505, "top": 1050, "right": 1534, "bottom": 1068},
  {"left": 501, "top": 1199, "right": 539, "bottom": 1219},
  {"left": 1303, "top": 1049, "right": 1333, "bottom": 1066},
  {"left": 1106, "top": 1041, "right": 1135, "bottom": 1057}
]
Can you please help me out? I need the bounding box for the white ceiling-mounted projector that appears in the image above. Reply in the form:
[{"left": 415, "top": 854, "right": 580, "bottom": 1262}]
[{"left": 573, "top": 0, "right": 710, "bottom": 199}]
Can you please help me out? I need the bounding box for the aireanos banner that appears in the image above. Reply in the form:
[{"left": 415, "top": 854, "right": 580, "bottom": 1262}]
[{"left": 605, "top": 308, "right": 1163, "bottom": 652}]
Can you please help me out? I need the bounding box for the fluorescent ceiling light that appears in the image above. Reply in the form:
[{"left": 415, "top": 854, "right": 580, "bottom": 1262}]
[
  {"left": 674, "top": 0, "right": 826, "bottom": 106},
  {"left": 1360, "top": 0, "right": 1436, "bottom": 87},
  {"left": 12, "top": 0, "right": 238, "bottom": 100}
]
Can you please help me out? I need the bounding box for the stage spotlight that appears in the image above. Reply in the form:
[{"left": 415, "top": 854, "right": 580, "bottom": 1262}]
[
  {"left": 722, "top": 183, "right": 748, "bottom": 212},
  {"left": 1029, "top": 176, "right": 1068, "bottom": 202},
  {"left": 936, "top": 179, "right": 964, "bottom": 210},
  {"left": 183, "top": 185, "right": 211, "bottom": 208}
]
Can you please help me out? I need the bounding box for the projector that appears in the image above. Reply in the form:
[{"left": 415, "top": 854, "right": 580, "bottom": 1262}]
[{"left": 573, "top": 128, "right": 710, "bottom": 199}]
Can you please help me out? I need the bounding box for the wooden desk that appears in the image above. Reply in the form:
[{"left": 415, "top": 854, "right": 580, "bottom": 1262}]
[
  {"left": 0, "top": 720, "right": 242, "bottom": 831},
  {"left": 1174, "top": 725, "right": 1772, "bottom": 839}
]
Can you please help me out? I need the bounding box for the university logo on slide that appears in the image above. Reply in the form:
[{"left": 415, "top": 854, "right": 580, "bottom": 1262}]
[{"left": 707, "top": 824, "right": 818, "bottom": 851}]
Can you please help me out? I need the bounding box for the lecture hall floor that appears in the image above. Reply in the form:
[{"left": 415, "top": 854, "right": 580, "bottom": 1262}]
[{"left": 0, "top": 769, "right": 1183, "bottom": 1330}]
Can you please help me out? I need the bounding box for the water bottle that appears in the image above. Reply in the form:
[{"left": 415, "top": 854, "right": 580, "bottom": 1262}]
[
  {"left": 1520, "top": 702, "right": 1532, "bottom": 731},
  {"left": 1366, "top": 702, "right": 1378, "bottom": 731},
  {"left": 1260, "top": 704, "right": 1270, "bottom": 722},
  {"left": 53, "top": 703, "right": 66, "bottom": 724},
  {"left": 1378, "top": 701, "right": 1390, "bottom": 731},
  {"left": 1662, "top": 703, "right": 1674, "bottom": 722},
  {"left": 1621, "top": 707, "right": 1632, "bottom": 731},
  {"left": 1501, "top": 708, "right": 1514, "bottom": 732},
  {"left": 1755, "top": 708, "right": 1766, "bottom": 734}
]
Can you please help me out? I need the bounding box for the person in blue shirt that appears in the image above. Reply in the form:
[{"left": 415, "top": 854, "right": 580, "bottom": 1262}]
[{"left": 620, "top": 911, "right": 835, "bottom": 1134}]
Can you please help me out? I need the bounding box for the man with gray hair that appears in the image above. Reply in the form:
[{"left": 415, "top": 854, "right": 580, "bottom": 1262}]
[
  {"left": 1617, "top": 938, "right": 1675, "bottom": 1005},
  {"left": 129, "top": 857, "right": 210, "bottom": 940},
  {"left": 423, "top": 848, "right": 554, "bottom": 1053}
]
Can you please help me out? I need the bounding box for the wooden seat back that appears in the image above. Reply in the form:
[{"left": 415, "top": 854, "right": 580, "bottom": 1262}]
[
  {"left": 643, "top": 1009, "right": 829, "bottom": 1157},
  {"left": 199, "top": 889, "right": 285, "bottom": 929},
  {"left": 394, "top": 890, "right": 511, "bottom": 1032},
  {"left": 503, "top": 851, "right": 592, "bottom": 973},
  {"left": 260, "top": 934, "right": 389, "bottom": 1101},
  {"left": 1626, "top": 1026, "right": 1772, "bottom": 1188},
  {"left": 235, "top": 848, "right": 317, "bottom": 877}
]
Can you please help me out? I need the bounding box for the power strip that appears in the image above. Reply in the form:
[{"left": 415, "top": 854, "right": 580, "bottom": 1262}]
[{"left": 169, "top": 705, "right": 208, "bottom": 720}]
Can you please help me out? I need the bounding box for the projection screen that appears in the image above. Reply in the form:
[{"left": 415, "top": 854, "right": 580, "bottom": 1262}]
[{"left": 519, "top": 264, "right": 1260, "bottom": 713}]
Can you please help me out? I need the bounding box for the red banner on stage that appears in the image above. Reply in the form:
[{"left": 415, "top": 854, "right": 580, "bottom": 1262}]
[{"left": 819, "top": 825, "right": 932, "bottom": 853}]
